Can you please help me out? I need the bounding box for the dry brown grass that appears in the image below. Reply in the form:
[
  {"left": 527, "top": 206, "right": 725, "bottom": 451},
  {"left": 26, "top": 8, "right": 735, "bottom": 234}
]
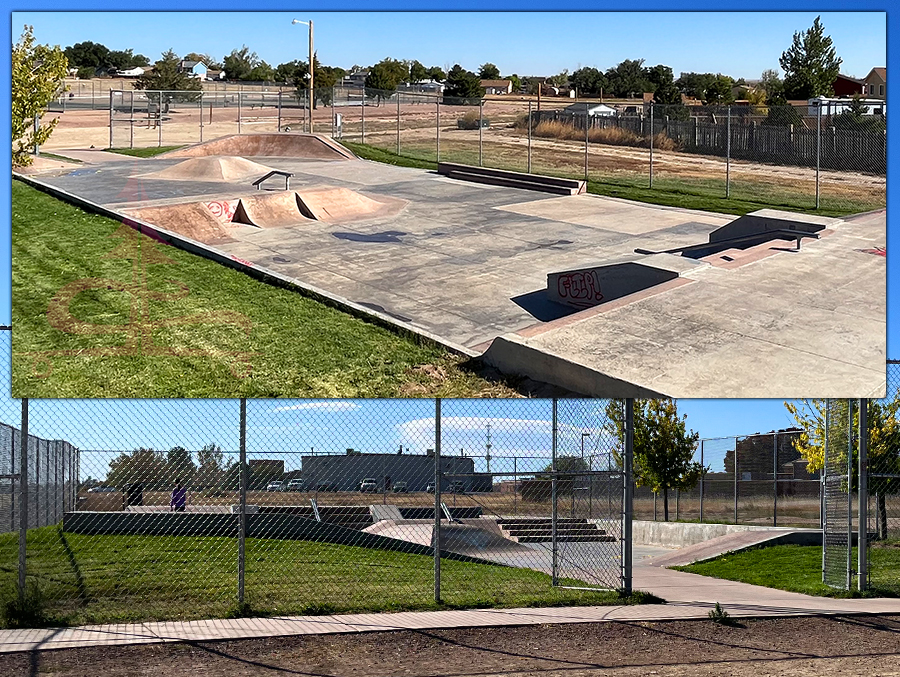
[{"left": 521, "top": 119, "right": 681, "bottom": 151}]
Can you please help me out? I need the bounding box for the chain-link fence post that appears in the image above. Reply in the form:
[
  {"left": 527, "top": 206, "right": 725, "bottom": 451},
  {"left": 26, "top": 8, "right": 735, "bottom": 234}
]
[
  {"left": 551, "top": 398, "right": 558, "bottom": 586},
  {"left": 129, "top": 90, "right": 135, "bottom": 149},
  {"left": 331, "top": 87, "right": 336, "bottom": 138},
  {"left": 726, "top": 106, "right": 731, "bottom": 198},
  {"left": 436, "top": 99, "right": 440, "bottom": 162},
  {"left": 847, "top": 399, "right": 854, "bottom": 590},
  {"left": 108, "top": 90, "right": 114, "bottom": 149},
  {"left": 199, "top": 91, "right": 204, "bottom": 143},
  {"left": 734, "top": 442, "right": 739, "bottom": 524},
  {"left": 623, "top": 398, "right": 634, "bottom": 595},
  {"left": 238, "top": 92, "right": 242, "bottom": 135},
  {"left": 238, "top": 398, "right": 247, "bottom": 607},
  {"left": 434, "top": 398, "right": 442, "bottom": 604},
  {"left": 478, "top": 99, "right": 484, "bottom": 167},
  {"left": 396, "top": 93, "right": 401, "bottom": 155},
  {"left": 649, "top": 103, "right": 654, "bottom": 189},
  {"left": 361, "top": 94, "right": 365, "bottom": 144},
  {"left": 277, "top": 90, "right": 282, "bottom": 132},
  {"left": 584, "top": 111, "right": 589, "bottom": 182},
  {"left": 816, "top": 103, "right": 822, "bottom": 209},
  {"left": 18, "top": 399, "right": 28, "bottom": 603},
  {"left": 527, "top": 100, "right": 532, "bottom": 173},
  {"left": 699, "top": 439, "right": 705, "bottom": 523},
  {"left": 859, "top": 398, "right": 868, "bottom": 591},
  {"left": 768, "top": 433, "right": 775, "bottom": 526}
]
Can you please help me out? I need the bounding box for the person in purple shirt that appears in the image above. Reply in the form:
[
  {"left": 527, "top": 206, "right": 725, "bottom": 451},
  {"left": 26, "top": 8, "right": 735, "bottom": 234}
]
[{"left": 170, "top": 481, "right": 187, "bottom": 512}]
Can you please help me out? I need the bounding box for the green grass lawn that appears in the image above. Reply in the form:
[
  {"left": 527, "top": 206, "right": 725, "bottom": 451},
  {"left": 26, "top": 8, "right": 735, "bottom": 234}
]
[
  {"left": 675, "top": 543, "right": 900, "bottom": 598},
  {"left": 106, "top": 146, "right": 185, "bottom": 157},
  {"left": 0, "top": 527, "right": 656, "bottom": 627},
  {"left": 11, "top": 180, "right": 519, "bottom": 398}
]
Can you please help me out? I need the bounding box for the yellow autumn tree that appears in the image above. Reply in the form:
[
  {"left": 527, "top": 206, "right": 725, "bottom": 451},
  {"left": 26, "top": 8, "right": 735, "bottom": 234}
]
[{"left": 11, "top": 25, "right": 68, "bottom": 167}]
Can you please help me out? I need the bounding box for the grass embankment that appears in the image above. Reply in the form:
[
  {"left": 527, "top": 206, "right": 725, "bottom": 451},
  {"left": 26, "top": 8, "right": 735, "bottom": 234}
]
[
  {"left": 11, "top": 180, "right": 518, "bottom": 398},
  {"left": 0, "top": 527, "right": 659, "bottom": 627},
  {"left": 106, "top": 146, "right": 184, "bottom": 157},
  {"left": 675, "top": 543, "right": 900, "bottom": 598},
  {"left": 344, "top": 142, "right": 868, "bottom": 218}
]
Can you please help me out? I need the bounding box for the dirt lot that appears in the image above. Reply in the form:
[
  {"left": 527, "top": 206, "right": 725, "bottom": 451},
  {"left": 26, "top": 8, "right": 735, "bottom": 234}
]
[{"left": 4, "top": 615, "right": 900, "bottom": 676}]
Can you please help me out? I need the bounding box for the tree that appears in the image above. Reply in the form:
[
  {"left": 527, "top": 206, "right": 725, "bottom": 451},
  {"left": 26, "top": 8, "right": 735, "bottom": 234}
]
[
  {"left": 606, "top": 400, "right": 703, "bottom": 521},
  {"left": 570, "top": 66, "right": 606, "bottom": 97},
  {"left": 785, "top": 398, "right": 900, "bottom": 539},
  {"left": 184, "top": 52, "right": 221, "bottom": 69},
  {"left": 63, "top": 40, "right": 109, "bottom": 69},
  {"left": 167, "top": 446, "right": 196, "bottom": 485},
  {"left": 645, "top": 64, "right": 680, "bottom": 105},
  {"left": 704, "top": 73, "right": 735, "bottom": 105},
  {"left": 508, "top": 74, "right": 521, "bottom": 93},
  {"left": 541, "top": 455, "right": 590, "bottom": 474},
  {"left": 426, "top": 65, "right": 446, "bottom": 82},
  {"left": 548, "top": 69, "right": 570, "bottom": 88},
  {"left": 779, "top": 16, "right": 842, "bottom": 99},
  {"left": 248, "top": 61, "right": 275, "bottom": 83},
  {"left": 443, "top": 64, "right": 484, "bottom": 104},
  {"left": 195, "top": 443, "right": 225, "bottom": 489},
  {"left": 107, "top": 49, "right": 150, "bottom": 71},
  {"left": 605, "top": 59, "right": 648, "bottom": 98},
  {"left": 365, "top": 57, "right": 407, "bottom": 104},
  {"left": 832, "top": 95, "right": 886, "bottom": 132},
  {"left": 134, "top": 49, "right": 201, "bottom": 113},
  {"left": 676, "top": 72, "right": 716, "bottom": 101},
  {"left": 107, "top": 448, "right": 169, "bottom": 489},
  {"left": 478, "top": 62, "right": 501, "bottom": 80},
  {"left": 12, "top": 25, "right": 68, "bottom": 167},
  {"left": 223, "top": 45, "right": 260, "bottom": 81},
  {"left": 408, "top": 59, "right": 428, "bottom": 83},
  {"left": 275, "top": 59, "right": 305, "bottom": 85}
]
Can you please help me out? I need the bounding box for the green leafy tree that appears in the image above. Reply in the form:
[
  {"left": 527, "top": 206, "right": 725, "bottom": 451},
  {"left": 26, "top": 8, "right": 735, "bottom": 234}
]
[
  {"left": 785, "top": 398, "right": 900, "bottom": 538},
  {"left": 606, "top": 400, "right": 703, "bottom": 521},
  {"left": 541, "top": 456, "right": 590, "bottom": 474},
  {"left": 184, "top": 52, "right": 221, "bottom": 69},
  {"left": 63, "top": 40, "right": 109, "bottom": 69},
  {"left": 605, "top": 59, "right": 648, "bottom": 98},
  {"left": 704, "top": 73, "right": 735, "bottom": 105},
  {"left": 167, "top": 446, "right": 196, "bottom": 485},
  {"left": 275, "top": 59, "right": 305, "bottom": 85},
  {"left": 408, "top": 59, "right": 428, "bottom": 83},
  {"left": 195, "top": 443, "right": 225, "bottom": 489},
  {"left": 12, "top": 25, "right": 68, "bottom": 167},
  {"left": 426, "top": 65, "right": 446, "bottom": 82},
  {"left": 107, "top": 448, "right": 169, "bottom": 489},
  {"left": 478, "top": 62, "right": 501, "bottom": 80},
  {"left": 508, "top": 74, "right": 521, "bottom": 93},
  {"left": 779, "top": 16, "right": 842, "bottom": 99},
  {"left": 675, "top": 72, "right": 716, "bottom": 100},
  {"left": 548, "top": 69, "right": 570, "bottom": 88},
  {"left": 443, "top": 64, "right": 484, "bottom": 104},
  {"left": 832, "top": 95, "right": 886, "bottom": 132},
  {"left": 645, "top": 64, "right": 680, "bottom": 105},
  {"left": 134, "top": 49, "right": 202, "bottom": 112},
  {"left": 107, "top": 49, "right": 150, "bottom": 70},
  {"left": 223, "top": 45, "right": 260, "bottom": 81},
  {"left": 365, "top": 57, "right": 407, "bottom": 104},
  {"left": 570, "top": 66, "right": 607, "bottom": 97}
]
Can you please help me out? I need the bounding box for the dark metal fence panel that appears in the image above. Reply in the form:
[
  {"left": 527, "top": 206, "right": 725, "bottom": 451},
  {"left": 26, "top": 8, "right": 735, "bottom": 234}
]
[{"left": 823, "top": 399, "right": 854, "bottom": 589}]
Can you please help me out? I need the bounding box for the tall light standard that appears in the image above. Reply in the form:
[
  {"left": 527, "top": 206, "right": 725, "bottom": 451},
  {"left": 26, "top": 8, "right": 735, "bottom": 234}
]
[{"left": 291, "top": 18, "right": 314, "bottom": 134}]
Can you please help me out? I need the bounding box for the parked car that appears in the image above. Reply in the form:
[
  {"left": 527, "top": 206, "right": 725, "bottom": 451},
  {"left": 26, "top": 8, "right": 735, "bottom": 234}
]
[
  {"left": 266, "top": 481, "right": 284, "bottom": 492},
  {"left": 359, "top": 478, "right": 378, "bottom": 493},
  {"left": 88, "top": 486, "right": 117, "bottom": 493},
  {"left": 286, "top": 479, "right": 305, "bottom": 491},
  {"left": 392, "top": 481, "right": 408, "bottom": 493},
  {"left": 425, "top": 482, "right": 435, "bottom": 494}
]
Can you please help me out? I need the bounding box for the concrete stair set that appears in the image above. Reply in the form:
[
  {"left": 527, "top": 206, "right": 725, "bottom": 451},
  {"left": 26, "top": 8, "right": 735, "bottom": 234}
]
[{"left": 497, "top": 517, "right": 616, "bottom": 543}]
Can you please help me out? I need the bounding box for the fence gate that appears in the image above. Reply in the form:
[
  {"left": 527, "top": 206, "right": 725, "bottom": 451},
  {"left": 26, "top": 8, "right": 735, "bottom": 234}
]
[{"left": 823, "top": 399, "right": 854, "bottom": 589}]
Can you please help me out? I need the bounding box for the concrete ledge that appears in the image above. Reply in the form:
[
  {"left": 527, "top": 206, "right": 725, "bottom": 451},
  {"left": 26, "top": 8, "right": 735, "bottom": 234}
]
[
  {"left": 633, "top": 520, "right": 820, "bottom": 548},
  {"left": 481, "top": 334, "right": 666, "bottom": 398},
  {"left": 437, "top": 162, "right": 585, "bottom": 194}
]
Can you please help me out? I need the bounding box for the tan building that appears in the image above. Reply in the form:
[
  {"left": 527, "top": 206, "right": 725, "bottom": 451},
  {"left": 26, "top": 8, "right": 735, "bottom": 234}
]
[
  {"left": 863, "top": 67, "right": 886, "bottom": 100},
  {"left": 480, "top": 79, "right": 513, "bottom": 95}
]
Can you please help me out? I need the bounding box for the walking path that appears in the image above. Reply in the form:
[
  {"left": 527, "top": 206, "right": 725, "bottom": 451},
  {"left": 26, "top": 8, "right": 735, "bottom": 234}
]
[{"left": 2, "top": 564, "right": 898, "bottom": 654}]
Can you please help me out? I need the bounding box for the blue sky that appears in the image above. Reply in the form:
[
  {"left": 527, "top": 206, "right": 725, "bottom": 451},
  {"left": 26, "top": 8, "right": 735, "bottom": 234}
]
[
  {"left": 8, "top": 11, "right": 886, "bottom": 81},
  {"left": 0, "top": 4, "right": 893, "bottom": 456}
]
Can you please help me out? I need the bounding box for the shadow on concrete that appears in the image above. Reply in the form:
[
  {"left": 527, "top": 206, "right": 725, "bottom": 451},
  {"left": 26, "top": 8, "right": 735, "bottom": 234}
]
[{"left": 510, "top": 290, "right": 581, "bottom": 322}]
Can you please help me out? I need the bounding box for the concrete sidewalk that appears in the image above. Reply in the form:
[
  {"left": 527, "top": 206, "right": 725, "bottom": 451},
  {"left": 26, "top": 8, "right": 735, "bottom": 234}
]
[{"left": 2, "top": 566, "right": 899, "bottom": 654}]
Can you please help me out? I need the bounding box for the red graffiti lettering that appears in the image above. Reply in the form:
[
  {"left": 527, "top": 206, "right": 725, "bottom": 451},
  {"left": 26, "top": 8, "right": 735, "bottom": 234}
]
[{"left": 557, "top": 271, "right": 604, "bottom": 308}]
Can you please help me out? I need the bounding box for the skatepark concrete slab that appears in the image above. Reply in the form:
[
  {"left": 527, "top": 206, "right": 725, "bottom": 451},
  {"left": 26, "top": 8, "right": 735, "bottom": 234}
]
[{"left": 22, "top": 136, "right": 886, "bottom": 398}]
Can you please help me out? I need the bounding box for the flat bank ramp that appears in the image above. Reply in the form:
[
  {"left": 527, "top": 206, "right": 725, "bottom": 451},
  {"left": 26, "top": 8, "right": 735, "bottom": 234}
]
[
  {"left": 163, "top": 133, "right": 356, "bottom": 160},
  {"left": 648, "top": 528, "right": 822, "bottom": 568},
  {"left": 233, "top": 191, "right": 312, "bottom": 228},
  {"left": 296, "top": 187, "right": 403, "bottom": 222},
  {"left": 123, "top": 202, "right": 237, "bottom": 245}
]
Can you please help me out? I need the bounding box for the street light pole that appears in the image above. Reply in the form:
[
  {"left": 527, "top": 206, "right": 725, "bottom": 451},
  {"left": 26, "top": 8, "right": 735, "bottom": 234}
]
[{"left": 292, "top": 19, "right": 314, "bottom": 134}]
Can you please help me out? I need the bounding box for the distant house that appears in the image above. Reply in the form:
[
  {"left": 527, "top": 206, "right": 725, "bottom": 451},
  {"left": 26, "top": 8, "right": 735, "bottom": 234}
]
[
  {"left": 178, "top": 60, "right": 208, "bottom": 79},
  {"left": 833, "top": 74, "right": 865, "bottom": 97},
  {"left": 807, "top": 97, "right": 886, "bottom": 117},
  {"left": 116, "top": 66, "right": 145, "bottom": 78},
  {"left": 480, "top": 79, "right": 513, "bottom": 95},
  {"left": 863, "top": 67, "right": 886, "bottom": 100},
  {"left": 564, "top": 102, "right": 617, "bottom": 117}
]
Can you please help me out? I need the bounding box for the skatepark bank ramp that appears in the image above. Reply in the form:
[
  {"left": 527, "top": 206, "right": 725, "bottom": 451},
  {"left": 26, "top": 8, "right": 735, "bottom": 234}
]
[{"left": 163, "top": 133, "right": 356, "bottom": 160}]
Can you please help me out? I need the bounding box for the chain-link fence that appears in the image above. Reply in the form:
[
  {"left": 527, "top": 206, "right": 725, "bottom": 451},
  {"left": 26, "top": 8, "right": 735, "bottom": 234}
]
[
  {"left": 50, "top": 85, "right": 882, "bottom": 217},
  {"left": 0, "top": 357, "right": 632, "bottom": 627},
  {"left": 634, "top": 430, "right": 822, "bottom": 528},
  {"left": 823, "top": 400, "right": 855, "bottom": 589}
]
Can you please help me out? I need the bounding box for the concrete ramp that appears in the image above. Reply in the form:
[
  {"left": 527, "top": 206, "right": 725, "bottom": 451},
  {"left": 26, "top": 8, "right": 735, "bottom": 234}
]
[
  {"left": 162, "top": 133, "right": 356, "bottom": 161},
  {"left": 648, "top": 528, "right": 822, "bottom": 568},
  {"left": 139, "top": 156, "right": 279, "bottom": 182},
  {"left": 233, "top": 191, "right": 312, "bottom": 228},
  {"left": 123, "top": 202, "right": 237, "bottom": 245},
  {"left": 708, "top": 209, "right": 833, "bottom": 243},
  {"left": 295, "top": 186, "right": 405, "bottom": 223},
  {"left": 437, "top": 162, "right": 586, "bottom": 195}
]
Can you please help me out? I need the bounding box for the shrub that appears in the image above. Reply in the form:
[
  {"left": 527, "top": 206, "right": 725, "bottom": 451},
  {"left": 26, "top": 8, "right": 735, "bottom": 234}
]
[
  {"left": 0, "top": 581, "right": 51, "bottom": 629},
  {"left": 531, "top": 120, "right": 682, "bottom": 151}
]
